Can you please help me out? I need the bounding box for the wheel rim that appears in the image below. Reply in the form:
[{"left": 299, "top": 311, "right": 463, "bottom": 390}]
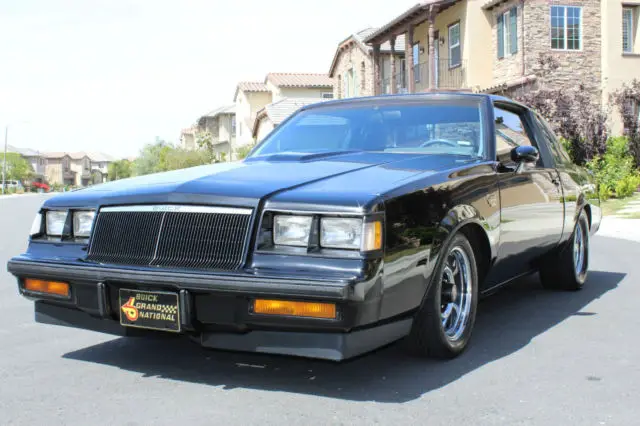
[
  {"left": 440, "top": 246, "right": 473, "bottom": 342},
  {"left": 573, "top": 220, "right": 587, "bottom": 276}
]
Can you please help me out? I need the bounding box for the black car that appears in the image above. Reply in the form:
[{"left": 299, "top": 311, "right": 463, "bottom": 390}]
[{"left": 7, "top": 93, "right": 601, "bottom": 361}]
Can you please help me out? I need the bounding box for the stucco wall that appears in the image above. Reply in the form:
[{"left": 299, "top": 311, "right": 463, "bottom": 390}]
[
  {"left": 255, "top": 117, "right": 275, "bottom": 142},
  {"left": 45, "top": 159, "right": 62, "bottom": 185},
  {"left": 413, "top": 1, "right": 471, "bottom": 91},
  {"left": 279, "top": 87, "right": 331, "bottom": 100},
  {"left": 601, "top": 0, "right": 640, "bottom": 134},
  {"left": 235, "top": 90, "right": 271, "bottom": 146}
]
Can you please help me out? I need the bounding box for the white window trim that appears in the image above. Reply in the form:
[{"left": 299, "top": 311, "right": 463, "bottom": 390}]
[
  {"left": 321, "top": 92, "right": 334, "bottom": 99},
  {"left": 448, "top": 22, "right": 461, "bottom": 68},
  {"left": 623, "top": 7, "right": 635, "bottom": 54},
  {"left": 502, "top": 10, "right": 512, "bottom": 57},
  {"left": 550, "top": 5, "right": 583, "bottom": 52}
]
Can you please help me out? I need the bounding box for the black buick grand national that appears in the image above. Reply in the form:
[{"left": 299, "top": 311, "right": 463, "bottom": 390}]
[{"left": 7, "top": 93, "right": 601, "bottom": 361}]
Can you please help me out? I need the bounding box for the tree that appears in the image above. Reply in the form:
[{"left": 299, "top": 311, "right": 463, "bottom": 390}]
[
  {"left": 610, "top": 79, "right": 640, "bottom": 167},
  {"left": 108, "top": 160, "right": 133, "bottom": 181},
  {"left": 507, "top": 54, "right": 608, "bottom": 165},
  {"left": 132, "top": 140, "right": 212, "bottom": 176},
  {"left": 133, "top": 140, "right": 172, "bottom": 176},
  {"left": 3, "top": 153, "right": 34, "bottom": 181}
]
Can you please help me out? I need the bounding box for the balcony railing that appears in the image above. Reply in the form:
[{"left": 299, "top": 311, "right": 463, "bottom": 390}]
[{"left": 380, "top": 59, "right": 467, "bottom": 94}]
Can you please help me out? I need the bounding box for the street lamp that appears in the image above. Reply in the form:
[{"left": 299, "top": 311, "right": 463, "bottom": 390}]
[
  {"left": 2, "top": 121, "right": 29, "bottom": 195},
  {"left": 2, "top": 125, "right": 8, "bottom": 195}
]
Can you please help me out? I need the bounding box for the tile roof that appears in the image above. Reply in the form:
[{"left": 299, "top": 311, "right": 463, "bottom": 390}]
[
  {"left": 6, "top": 144, "right": 40, "bottom": 157},
  {"left": 203, "top": 104, "right": 236, "bottom": 118},
  {"left": 85, "top": 152, "right": 117, "bottom": 162},
  {"left": 236, "top": 81, "right": 270, "bottom": 92},
  {"left": 355, "top": 28, "right": 406, "bottom": 52},
  {"left": 252, "top": 97, "right": 324, "bottom": 137},
  {"left": 43, "top": 152, "right": 70, "bottom": 159},
  {"left": 265, "top": 73, "right": 333, "bottom": 88},
  {"left": 43, "top": 151, "right": 115, "bottom": 161},
  {"left": 364, "top": 0, "right": 458, "bottom": 44}
]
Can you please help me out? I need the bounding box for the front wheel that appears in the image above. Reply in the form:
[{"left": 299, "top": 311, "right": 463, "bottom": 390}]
[
  {"left": 406, "top": 233, "right": 479, "bottom": 359},
  {"left": 540, "top": 210, "right": 590, "bottom": 291}
]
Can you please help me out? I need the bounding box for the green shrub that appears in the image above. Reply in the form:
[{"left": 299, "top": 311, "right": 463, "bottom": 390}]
[
  {"left": 615, "top": 174, "right": 640, "bottom": 198},
  {"left": 586, "top": 137, "right": 640, "bottom": 199}
]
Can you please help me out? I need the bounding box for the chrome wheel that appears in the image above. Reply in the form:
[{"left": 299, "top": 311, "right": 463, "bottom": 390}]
[
  {"left": 573, "top": 220, "right": 587, "bottom": 276},
  {"left": 440, "top": 246, "right": 473, "bottom": 342}
]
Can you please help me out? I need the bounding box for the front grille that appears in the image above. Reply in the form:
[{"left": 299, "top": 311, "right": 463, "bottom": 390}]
[{"left": 87, "top": 205, "right": 253, "bottom": 270}]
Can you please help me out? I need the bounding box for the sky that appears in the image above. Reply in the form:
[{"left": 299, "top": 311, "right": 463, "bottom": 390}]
[{"left": 0, "top": 0, "right": 416, "bottom": 158}]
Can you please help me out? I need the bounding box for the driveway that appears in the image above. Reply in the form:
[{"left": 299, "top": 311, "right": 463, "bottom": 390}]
[{"left": 1, "top": 195, "right": 638, "bottom": 425}]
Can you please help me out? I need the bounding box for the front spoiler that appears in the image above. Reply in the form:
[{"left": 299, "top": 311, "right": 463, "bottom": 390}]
[{"left": 35, "top": 302, "right": 412, "bottom": 361}]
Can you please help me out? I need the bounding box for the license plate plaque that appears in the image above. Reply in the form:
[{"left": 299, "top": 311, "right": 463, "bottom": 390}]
[{"left": 119, "top": 289, "right": 180, "bottom": 333}]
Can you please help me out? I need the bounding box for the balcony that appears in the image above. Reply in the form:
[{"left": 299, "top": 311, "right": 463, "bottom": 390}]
[{"left": 380, "top": 59, "right": 467, "bottom": 94}]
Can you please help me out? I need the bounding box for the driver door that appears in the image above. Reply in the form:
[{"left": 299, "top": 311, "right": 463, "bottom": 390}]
[{"left": 484, "top": 103, "right": 564, "bottom": 287}]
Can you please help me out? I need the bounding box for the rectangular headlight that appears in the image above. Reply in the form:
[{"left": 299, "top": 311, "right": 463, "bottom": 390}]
[
  {"left": 46, "top": 211, "right": 68, "bottom": 236},
  {"left": 73, "top": 210, "right": 95, "bottom": 238},
  {"left": 320, "top": 217, "right": 363, "bottom": 249},
  {"left": 273, "top": 215, "right": 312, "bottom": 247}
]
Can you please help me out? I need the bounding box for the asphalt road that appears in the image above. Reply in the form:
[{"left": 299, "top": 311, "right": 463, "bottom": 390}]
[{"left": 1, "top": 194, "right": 639, "bottom": 425}]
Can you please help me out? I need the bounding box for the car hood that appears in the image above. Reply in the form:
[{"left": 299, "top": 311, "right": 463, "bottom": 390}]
[{"left": 43, "top": 151, "right": 478, "bottom": 209}]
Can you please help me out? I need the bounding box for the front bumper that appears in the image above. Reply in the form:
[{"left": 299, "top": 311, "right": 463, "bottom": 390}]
[{"left": 7, "top": 258, "right": 413, "bottom": 361}]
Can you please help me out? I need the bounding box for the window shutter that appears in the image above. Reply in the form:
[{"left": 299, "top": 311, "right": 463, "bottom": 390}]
[
  {"left": 510, "top": 7, "right": 518, "bottom": 54},
  {"left": 497, "top": 14, "right": 504, "bottom": 58}
]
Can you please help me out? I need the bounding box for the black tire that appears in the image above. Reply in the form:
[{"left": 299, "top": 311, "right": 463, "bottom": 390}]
[
  {"left": 540, "top": 210, "right": 590, "bottom": 291},
  {"left": 406, "top": 232, "right": 479, "bottom": 359}
]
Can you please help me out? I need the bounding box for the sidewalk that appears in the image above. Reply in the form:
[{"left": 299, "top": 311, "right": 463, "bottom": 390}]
[{"left": 596, "top": 217, "right": 640, "bottom": 243}]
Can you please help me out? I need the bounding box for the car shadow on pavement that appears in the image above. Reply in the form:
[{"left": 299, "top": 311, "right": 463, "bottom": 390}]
[{"left": 63, "top": 269, "right": 624, "bottom": 403}]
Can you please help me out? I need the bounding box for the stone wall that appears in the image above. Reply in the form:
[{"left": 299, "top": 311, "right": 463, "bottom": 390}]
[
  {"left": 523, "top": 0, "right": 602, "bottom": 103},
  {"left": 491, "top": 0, "right": 525, "bottom": 85},
  {"left": 331, "top": 41, "right": 373, "bottom": 99}
]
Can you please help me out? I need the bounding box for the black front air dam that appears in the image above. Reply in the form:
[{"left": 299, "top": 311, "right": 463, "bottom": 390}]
[{"left": 199, "top": 319, "right": 412, "bottom": 361}]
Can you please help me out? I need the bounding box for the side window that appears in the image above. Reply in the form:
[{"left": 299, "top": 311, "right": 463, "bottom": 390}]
[
  {"left": 534, "top": 114, "right": 571, "bottom": 165},
  {"left": 493, "top": 105, "right": 535, "bottom": 164}
]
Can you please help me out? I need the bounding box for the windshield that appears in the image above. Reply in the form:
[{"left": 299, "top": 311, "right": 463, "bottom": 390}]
[{"left": 250, "top": 99, "right": 486, "bottom": 159}]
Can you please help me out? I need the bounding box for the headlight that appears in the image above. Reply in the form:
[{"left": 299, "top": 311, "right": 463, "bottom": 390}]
[
  {"left": 73, "top": 210, "right": 95, "bottom": 238},
  {"left": 320, "top": 218, "right": 363, "bottom": 249},
  {"left": 46, "top": 211, "right": 68, "bottom": 236},
  {"left": 273, "top": 215, "right": 312, "bottom": 247},
  {"left": 30, "top": 213, "right": 43, "bottom": 236}
]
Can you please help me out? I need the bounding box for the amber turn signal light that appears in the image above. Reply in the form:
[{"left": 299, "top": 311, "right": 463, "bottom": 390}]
[
  {"left": 24, "top": 278, "right": 70, "bottom": 298},
  {"left": 253, "top": 299, "right": 337, "bottom": 319}
]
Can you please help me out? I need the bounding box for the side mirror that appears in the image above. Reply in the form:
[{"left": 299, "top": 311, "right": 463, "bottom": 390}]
[{"left": 510, "top": 145, "right": 539, "bottom": 164}]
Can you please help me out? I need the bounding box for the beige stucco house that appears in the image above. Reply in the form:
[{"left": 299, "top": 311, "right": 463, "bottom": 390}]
[
  {"left": 44, "top": 153, "right": 76, "bottom": 186},
  {"left": 329, "top": 28, "right": 406, "bottom": 98},
  {"left": 234, "top": 73, "right": 334, "bottom": 150},
  {"left": 179, "top": 127, "right": 198, "bottom": 150},
  {"left": 234, "top": 82, "right": 273, "bottom": 149},
  {"left": 196, "top": 104, "right": 236, "bottom": 161},
  {"left": 44, "top": 151, "right": 114, "bottom": 186},
  {"left": 364, "top": 0, "right": 640, "bottom": 134}
]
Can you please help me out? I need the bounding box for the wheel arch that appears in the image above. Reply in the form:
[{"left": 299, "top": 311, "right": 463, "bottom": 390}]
[{"left": 428, "top": 204, "right": 497, "bottom": 290}]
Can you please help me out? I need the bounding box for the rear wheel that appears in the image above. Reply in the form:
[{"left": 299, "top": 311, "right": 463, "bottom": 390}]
[
  {"left": 540, "top": 210, "right": 589, "bottom": 291},
  {"left": 407, "top": 233, "right": 479, "bottom": 359}
]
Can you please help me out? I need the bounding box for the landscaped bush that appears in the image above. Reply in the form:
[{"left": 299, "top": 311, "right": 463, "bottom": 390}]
[{"left": 586, "top": 136, "right": 640, "bottom": 199}]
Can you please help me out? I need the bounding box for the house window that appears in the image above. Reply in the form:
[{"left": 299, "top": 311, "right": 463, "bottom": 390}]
[
  {"left": 321, "top": 92, "right": 334, "bottom": 99},
  {"left": 412, "top": 43, "right": 420, "bottom": 83},
  {"left": 498, "top": 7, "right": 518, "bottom": 58},
  {"left": 448, "top": 22, "right": 461, "bottom": 68},
  {"left": 231, "top": 116, "right": 236, "bottom": 136},
  {"left": 623, "top": 7, "right": 637, "bottom": 54},
  {"left": 551, "top": 6, "right": 582, "bottom": 51}
]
